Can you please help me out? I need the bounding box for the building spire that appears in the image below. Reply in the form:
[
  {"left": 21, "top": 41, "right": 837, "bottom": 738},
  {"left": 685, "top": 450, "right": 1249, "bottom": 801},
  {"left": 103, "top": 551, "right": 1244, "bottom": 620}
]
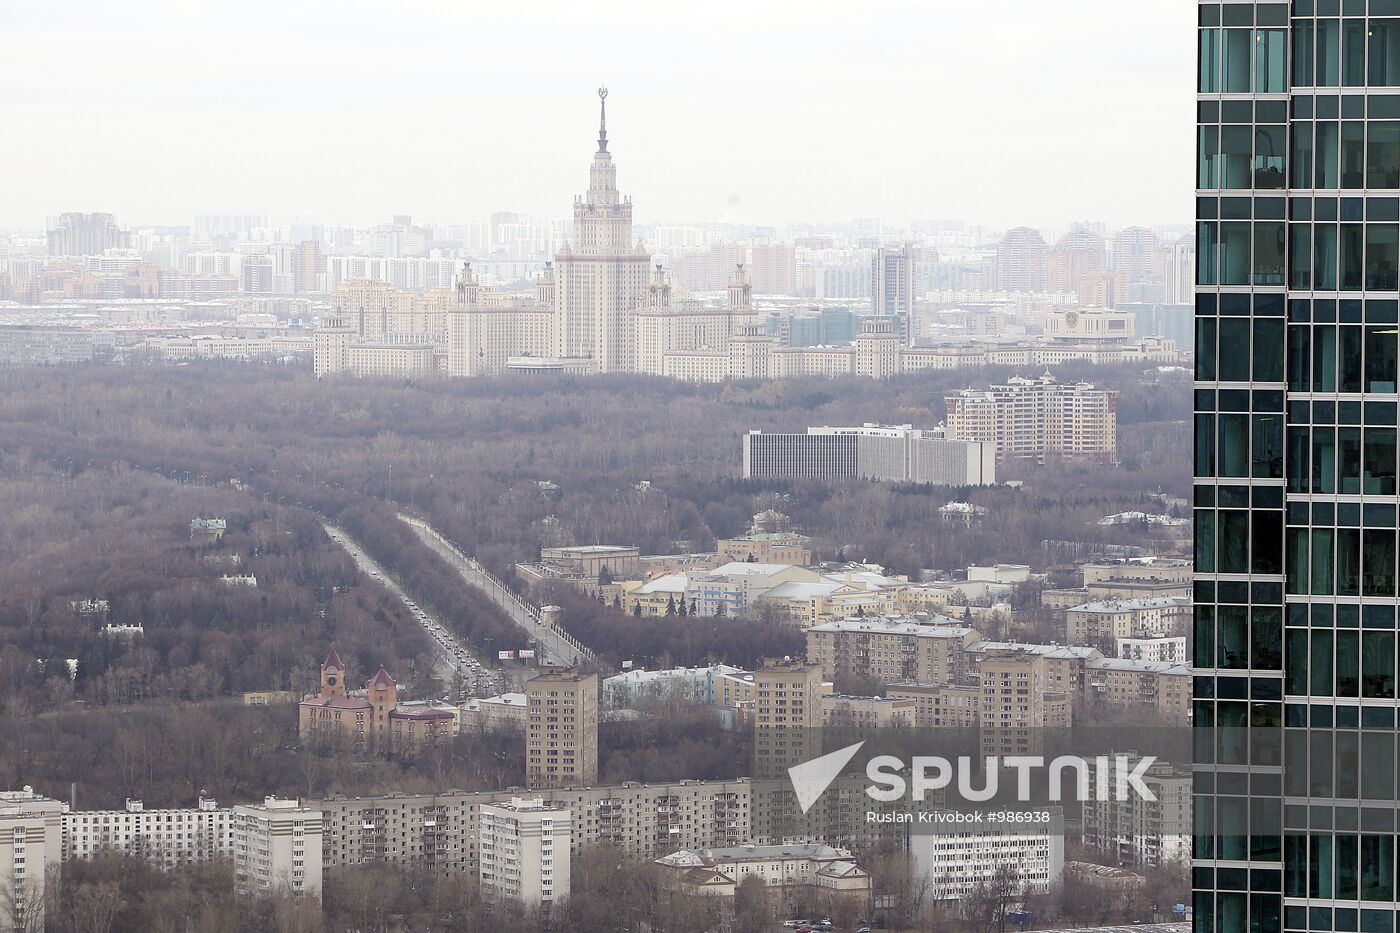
[{"left": 597, "top": 86, "right": 609, "bottom": 153}]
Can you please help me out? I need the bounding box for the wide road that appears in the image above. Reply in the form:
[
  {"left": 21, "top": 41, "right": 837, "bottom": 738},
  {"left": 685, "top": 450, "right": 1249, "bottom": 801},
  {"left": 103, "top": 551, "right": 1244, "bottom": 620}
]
[
  {"left": 322, "top": 522, "right": 509, "bottom": 699},
  {"left": 398, "top": 513, "right": 593, "bottom": 669}
]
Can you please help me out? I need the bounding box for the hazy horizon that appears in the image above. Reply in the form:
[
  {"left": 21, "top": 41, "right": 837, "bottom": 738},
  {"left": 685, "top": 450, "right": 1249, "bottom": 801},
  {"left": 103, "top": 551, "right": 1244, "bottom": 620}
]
[{"left": 7, "top": 0, "right": 1193, "bottom": 232}]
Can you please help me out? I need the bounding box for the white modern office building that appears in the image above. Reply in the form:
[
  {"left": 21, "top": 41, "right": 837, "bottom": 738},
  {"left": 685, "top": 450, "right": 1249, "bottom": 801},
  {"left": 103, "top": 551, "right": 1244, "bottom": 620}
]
[{"left": 742, "top": 424, "right": 996, "bottom": 486}]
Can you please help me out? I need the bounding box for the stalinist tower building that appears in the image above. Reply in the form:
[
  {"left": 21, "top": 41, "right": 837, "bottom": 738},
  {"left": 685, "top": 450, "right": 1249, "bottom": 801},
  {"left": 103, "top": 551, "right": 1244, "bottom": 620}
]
[{"left": 552, "top": 88, "right": 651, "bottom": 373}]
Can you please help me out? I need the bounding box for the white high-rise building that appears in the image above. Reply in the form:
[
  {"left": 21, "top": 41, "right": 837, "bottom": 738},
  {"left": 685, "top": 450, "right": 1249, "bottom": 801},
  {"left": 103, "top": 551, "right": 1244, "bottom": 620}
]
[
  {"left": 232, "top": 797, "right": 323, "bottom": 902},
  {"left": 552, "top": 88, "right": 651, "bottom": 373},
  {"left": 872, "top": 244, "right": 916, "bottom": 342},
  {"left": 479, "top": 797, "right": 572, "bottom": 908},
  {"left": 0, "top": 788, "right": 62, "bottom": 933}
]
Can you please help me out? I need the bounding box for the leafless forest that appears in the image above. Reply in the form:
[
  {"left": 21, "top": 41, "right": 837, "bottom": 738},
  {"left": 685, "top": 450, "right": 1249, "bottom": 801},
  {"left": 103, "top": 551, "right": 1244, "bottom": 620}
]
[{"left": 0, "top": 362, "right": 1189, "bottom": 805}]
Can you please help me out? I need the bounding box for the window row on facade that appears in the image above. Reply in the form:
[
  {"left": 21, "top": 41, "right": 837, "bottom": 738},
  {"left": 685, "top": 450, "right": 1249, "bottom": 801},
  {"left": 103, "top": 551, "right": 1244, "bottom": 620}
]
[
  {"left": 1285, "top": 525, "right": 1400, "bottom": 594},
  {"left": 1283, "top": 425, "right": 1399, "bottom": 492},
  {"left": 1199, "top": 119, "right": 1400, "bottom": 190},
  {"left": 1198, "top": 317, "right": 1287, "bottom": 383},
  {"left": 1195, "top": 507, "right": 1286, "bottom": 575},
  {"left": 1197, "top": 221, "right": 1400, "bottom": 288},
  {"left": 1285, "top": 324, "right": 1399, "bottom": 392}
]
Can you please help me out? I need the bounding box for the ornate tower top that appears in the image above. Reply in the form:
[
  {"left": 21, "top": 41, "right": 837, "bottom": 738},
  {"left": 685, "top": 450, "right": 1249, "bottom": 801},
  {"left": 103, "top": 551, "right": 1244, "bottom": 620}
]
[{"left": 597, "top": 87, "right": 609, "bottom": 153}]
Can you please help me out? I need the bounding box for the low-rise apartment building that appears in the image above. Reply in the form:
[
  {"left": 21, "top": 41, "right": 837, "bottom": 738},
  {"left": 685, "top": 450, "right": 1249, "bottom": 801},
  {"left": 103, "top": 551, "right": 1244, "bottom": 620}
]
[
  {"left": 459, "top": 693, "right": 529, "bottom": 732},
  {"left": 805, "top": 616, "right": 982, "bottom": 685},
  {"left": 1116, "top": 636, "right": 1188, "bottom": 665},
  {"left": 63, "top": 796, "right": 231, "bottom": 866},
  {"left": 654, "top": 844, "right": 871, "bottom": 914},
  {"left": 313, "top": 780, "right": 753, "bottom": 874},
  {"left": 1085, "top": 657, "right": 1191, "bottom": 721},
  {"left": 909, "top": 817, "right": 1065, "bottom": 900},
  {"left": 1065, "top": 596, "right": 1191, "bottom": 643},
  {"left": 602, "top": 665, "right": 743, "bottom": 708},
  {"left": 820, "top": 694, "right": 916, "bottom": 728}
]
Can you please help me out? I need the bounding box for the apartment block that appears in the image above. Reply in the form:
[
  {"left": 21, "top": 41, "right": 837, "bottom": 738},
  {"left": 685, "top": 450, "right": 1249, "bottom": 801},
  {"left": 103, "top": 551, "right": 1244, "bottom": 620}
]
[
  {"left": 63, "top": 796, "right": 231, "bottom": 866},
  {"left": 459, "top": 693, "right": 529, "bottom": 732},
  {"left": 313, "top": 780, "right": 752, "bottom": 873},
  {"left": 964, "top": 641, "right": 1100, "bottom": 697},
  {"left": 804, "top": 616, "right": 982, "bottom": 686},
  {"left": 945, "top": 374, "right": 1117, "bottom": 462},
  {"left": 886, "top": 682, "right": 982, "bottom": 728},
  {"left": 231, "top": 798, "right": 323, "bottom": 901},
  {"left": 1082, "top": 755, "right": 1190, "bottom": 870},
  {"left": 909, "top": 817, "right": 1065, "bottom": 901},
  {"left": 0, "top": 789, "right": 63, "bottom": 933},
  {"left": 820, "top": 694, "right": 916, "bottom": 728},
  {"left": 978, "top": 648, "right": 1074, "bottom": 757},
  {"left": 1066, "top": 596, "right": 1192, "bottom": 644},
  {"left": 479, "top": 797, "right": 571, "bottom": 908},
  {"left": 1084, "top": 657, "right": 1190, "bottom": 722},
  {"left": 526, "top": 667, "right": 599, "bottom": 790},
  {"left": 753, "top": 658, "right": 824, "bottom": 778},
  {"left": 1116, "top": 636, "right": 1188, "bottom": 665}
]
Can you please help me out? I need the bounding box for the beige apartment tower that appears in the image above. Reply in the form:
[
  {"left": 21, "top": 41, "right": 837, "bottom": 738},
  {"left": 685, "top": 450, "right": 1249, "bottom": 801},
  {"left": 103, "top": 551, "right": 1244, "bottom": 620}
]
[
  {"left": 526, "top": 667, "right": 599, "bottom": 790},
  {"left": 752, "top": 657, "right": 824, "bottom": 779},
  {"left": 945, "top": 373, "right": 1117, "bottom": 463}
]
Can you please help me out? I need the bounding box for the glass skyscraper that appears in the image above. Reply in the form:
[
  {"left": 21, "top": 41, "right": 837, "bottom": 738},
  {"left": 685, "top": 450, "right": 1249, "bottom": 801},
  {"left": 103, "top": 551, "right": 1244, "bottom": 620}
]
[{"left": 1196, "top": 3, "right": 1400, "bottom": 931}]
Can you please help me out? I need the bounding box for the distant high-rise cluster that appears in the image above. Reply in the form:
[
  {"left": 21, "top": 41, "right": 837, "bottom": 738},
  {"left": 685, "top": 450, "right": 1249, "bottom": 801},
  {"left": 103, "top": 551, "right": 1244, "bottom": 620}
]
[
  {"left": 46, "top": 212, "right": 129, "bottom": 257},
  {"left": 306, "top": 94, "right": 1186, "bottom": 382}
]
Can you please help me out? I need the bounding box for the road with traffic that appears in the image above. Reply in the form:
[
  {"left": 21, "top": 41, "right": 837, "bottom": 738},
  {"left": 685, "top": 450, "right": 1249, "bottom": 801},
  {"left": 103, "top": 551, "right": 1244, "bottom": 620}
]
[
  {"left": 398, "top": 513, "right": 593, "bottom": 669},
  {"left": 323, "top": 522, "right": 509, "bottom": 700}
]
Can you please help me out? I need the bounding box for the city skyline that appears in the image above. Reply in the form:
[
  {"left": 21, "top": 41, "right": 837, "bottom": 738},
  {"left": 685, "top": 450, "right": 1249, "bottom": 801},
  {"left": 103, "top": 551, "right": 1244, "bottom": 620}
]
[{"left": 6, "top": 0, "right": 1193, "bottom": 230}]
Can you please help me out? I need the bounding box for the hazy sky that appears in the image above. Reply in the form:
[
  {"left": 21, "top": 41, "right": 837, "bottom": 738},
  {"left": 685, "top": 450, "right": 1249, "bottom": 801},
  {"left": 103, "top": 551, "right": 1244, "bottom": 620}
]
[{"left": 6, "top": 0, "right": 1193, "bottom": 231}]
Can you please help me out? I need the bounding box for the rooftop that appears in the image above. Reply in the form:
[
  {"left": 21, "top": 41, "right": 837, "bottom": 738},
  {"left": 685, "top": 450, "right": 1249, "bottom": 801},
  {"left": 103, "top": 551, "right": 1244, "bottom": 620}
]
[
  {"left": 1087, "top": 657, "right": 1191, "bottom": 675},
  {"left": 967, "top": 641, "right": 1101, "bottom": 660},
  {"left": 300, "top": 694, "right": 373, "bottom": 711},
  {"left": 633, "top": 573, "right": 689, "bottom": 595},
  {"left": 465, "top": 692, "right": 527, "bottom": 708},
  {"left": 807, "top": 615, "right": 971, "bottom": 637},
  {"left": 1069, "top": 596, "right": 1191, "bottom": 613},
  {"left": 657, "top": 843, "right": 853, "bottom": 866},
  {"left": 707, "top": 561, "right": 801, "bottom": 577},
  {"left": 723, "top": 532, "right": 811, "bottom": 543}
]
